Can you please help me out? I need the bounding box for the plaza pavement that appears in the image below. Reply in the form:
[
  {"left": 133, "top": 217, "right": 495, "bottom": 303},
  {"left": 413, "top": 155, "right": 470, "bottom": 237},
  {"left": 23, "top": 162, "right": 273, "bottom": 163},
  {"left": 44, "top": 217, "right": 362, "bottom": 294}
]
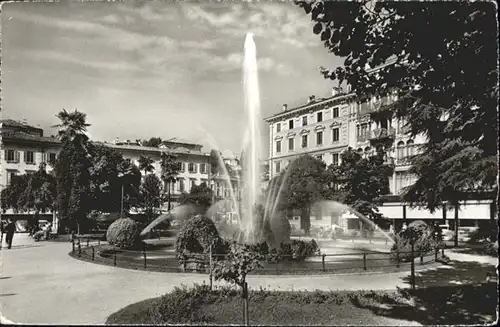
[{"left": 0, "top": 233, "right": 483, "bottom": 325}]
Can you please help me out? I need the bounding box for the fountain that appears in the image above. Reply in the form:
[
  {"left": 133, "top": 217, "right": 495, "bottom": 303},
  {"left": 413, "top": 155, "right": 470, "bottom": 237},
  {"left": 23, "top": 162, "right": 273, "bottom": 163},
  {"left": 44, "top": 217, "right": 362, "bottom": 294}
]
[{"left": 140, "top": 33, "right": 395, "bottom": 252}]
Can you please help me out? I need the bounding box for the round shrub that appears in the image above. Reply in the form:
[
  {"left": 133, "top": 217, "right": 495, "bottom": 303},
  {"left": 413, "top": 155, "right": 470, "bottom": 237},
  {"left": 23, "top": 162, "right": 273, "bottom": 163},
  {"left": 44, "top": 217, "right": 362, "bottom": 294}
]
[
  {"left": 175, "top": 214, "right": 224, "bottom": 257},
  {"left": 391, "top": 220, "right": 438, "bottom": 261},
  {"left": 106, "top": 217, "right": 143, "bottom": 250}
]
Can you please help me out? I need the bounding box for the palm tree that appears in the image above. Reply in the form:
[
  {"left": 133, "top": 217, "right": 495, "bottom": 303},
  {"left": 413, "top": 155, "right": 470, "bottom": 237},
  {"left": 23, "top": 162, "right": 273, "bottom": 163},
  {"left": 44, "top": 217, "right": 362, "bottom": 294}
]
[
  {"left": 160, "top": 152, "right": 180, "bottom": 211},
  {"left": 138, "top": 155, "right": 155, "bottom": 175},
  {"left": 53, "top": 109, "right": 92, "bottom": 234}
]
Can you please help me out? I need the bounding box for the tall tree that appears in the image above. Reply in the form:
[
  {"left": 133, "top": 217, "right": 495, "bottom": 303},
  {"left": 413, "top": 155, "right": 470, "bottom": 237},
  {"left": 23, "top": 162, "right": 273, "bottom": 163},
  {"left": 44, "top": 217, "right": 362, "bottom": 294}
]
[
  {"left": 87, "top": 144, "right": 140, "bottom": 214},
  {"left": 139, "top": 174, "right": 163, "bottom": 220},
  {"left": 297, "top": 0, "right": 498, "bottom": 244},
  {"left": 117, "top": 159, "right": 142, "bottom": 215},
  {"left": 274, "top": 155, "right": 326, "bottom": 235},
  {"left": 160, "top": 152, "right": 180, "bottom": 211},
  {"left": 324, "top": 148, "right": 394, "bottom": 229},
  {"left": 53, "top": 109, "right": 92, "bottom": 234},
  {"left": 138, "top": 155, "right": 155, "bottom": 175},
  {"left": 1, "top": 174, "right": 30, "bottom": 213}
]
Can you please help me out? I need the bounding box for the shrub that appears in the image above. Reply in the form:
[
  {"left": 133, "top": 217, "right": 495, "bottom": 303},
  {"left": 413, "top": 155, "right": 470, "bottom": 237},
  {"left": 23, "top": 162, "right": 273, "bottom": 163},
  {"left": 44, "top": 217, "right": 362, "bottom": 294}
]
[
  {"left": 484, "top": 240, "right": 498, "bottom": 256},
  {"left": 175, "top": 214, "right": 225, "bottom": 261},
  {"left": 106, "top": 217, "right": 143, "bottom": 250},
  {"left": 390, "top": 220, "right": 439, "bottom": 261},
  {"left": 149, "top": 284, "right": 212, "bottom": 324}
]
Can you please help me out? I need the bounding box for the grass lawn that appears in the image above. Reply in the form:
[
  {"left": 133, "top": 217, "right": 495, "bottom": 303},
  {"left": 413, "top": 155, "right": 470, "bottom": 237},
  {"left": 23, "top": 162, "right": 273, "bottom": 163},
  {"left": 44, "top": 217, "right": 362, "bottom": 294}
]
[{"left": 106, "top": 281, "right": 497, "bottom": 326}]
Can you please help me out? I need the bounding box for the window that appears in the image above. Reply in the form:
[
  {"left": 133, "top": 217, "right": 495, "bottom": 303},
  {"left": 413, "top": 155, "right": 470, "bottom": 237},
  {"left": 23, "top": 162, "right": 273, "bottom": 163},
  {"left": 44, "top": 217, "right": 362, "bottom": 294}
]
[
  {"left": 179, "top": 179, "right": 185, "bottom": 192},
  {"left": 356, "top": 123, "right": 371, "bottom": 141},
  {"left": 395, "top": 172, "right": 417, "bottom": 194},
  {"left": 188, "top": 163, "right": 196, "bottom": 173},
  {"left": 190, "top": 179, "right": 197, "bottom": 189},
  {"left": 317, "top": 111, "right": 323, "bottom": 122},
  {"left": 332, "top": 107, "right": 339, "bottom": 118},
  {"left": 396, "top": 141, "right": 405, "bottom": 160},
  {"left": 406, "top": 140, "right": 415, "bottom": 158},
  {"left": 5, "top": 150, "right": 19, "bottom": 163},
  {"left": 275, "top": 161, "right": 281, "bottom": 173},
  {"left": 316, "top": 131, "right": 323, "bottom": 145},
  {"left": 25, "top": 151, "right": 35, "bottom": 164},
  {"left": 332, "top": 153, "right": 339, "bottom": 166},
  {"left": 302, "top": 116, "right": 308, "bottom": 126},
  {"left": 276, "top": 123, "right": 281, "bottom": 133},
  {"left": 49, "top": 153, "right": 57, "bottom": 164},
  {"left": 332, "top": 128, "right": 340, "bottom": 142},
  {"left": 301, "top": 135, "right": 308, "bottom": 148},
  {"left": 288, "top": 138, "right": 294, "bottom": 151},
  {"left": 276, "top": 140, "right": 282, "bottom": 153},
  {"left": 200, "top": 163, "right": 207, "bottom": 174},
  {"left": 289, "top": 119, "right": 294, "bottom": 129},
  {"left": 176, "top": 162, "right": 183, "bottom": 172}
]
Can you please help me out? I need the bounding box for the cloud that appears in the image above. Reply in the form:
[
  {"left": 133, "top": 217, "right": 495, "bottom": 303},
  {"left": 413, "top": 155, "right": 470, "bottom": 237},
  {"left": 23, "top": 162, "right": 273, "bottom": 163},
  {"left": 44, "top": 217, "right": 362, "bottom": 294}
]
[
  {"left": 17, "top": 49, "right": 144, "bottom": 73},
  {"left": 180, "top": 3, "right": 320, "bottom": 49}
]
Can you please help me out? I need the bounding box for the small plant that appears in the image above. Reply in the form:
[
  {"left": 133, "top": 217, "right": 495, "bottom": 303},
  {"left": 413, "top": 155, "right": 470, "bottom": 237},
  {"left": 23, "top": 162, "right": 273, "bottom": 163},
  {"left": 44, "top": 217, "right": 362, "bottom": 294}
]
[
  {"left": 212, "top": 242, "right": 263, "bottom": 325},
  {"left": 212, "top": 242, "right": 263, "bottom": 289}
]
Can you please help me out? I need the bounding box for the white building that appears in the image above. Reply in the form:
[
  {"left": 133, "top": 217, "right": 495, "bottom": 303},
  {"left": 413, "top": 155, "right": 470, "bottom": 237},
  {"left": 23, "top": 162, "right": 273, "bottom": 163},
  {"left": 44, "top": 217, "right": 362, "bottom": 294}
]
[{"left": 264, "top": 88, "right": 495, "bottom": 230}]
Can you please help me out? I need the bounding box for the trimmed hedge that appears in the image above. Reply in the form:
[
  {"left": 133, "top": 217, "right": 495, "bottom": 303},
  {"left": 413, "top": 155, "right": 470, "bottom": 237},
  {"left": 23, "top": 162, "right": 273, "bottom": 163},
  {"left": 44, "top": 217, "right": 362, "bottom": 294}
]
[
  {"left": 175, "top": 214, "right": 226, "bottom": 259},
  {"left": 391, "top": 220, "right": 439, "bottom": 261},
  {"left": 106, "top": 217, "right": 143, "bottom": 250}
]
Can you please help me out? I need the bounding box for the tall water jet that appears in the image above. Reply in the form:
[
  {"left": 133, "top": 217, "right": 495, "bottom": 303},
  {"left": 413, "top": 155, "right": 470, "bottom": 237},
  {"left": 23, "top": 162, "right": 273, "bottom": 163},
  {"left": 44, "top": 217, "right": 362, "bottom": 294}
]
[{"left": 241, "top": 33, "right": 262, "bottom": 243}]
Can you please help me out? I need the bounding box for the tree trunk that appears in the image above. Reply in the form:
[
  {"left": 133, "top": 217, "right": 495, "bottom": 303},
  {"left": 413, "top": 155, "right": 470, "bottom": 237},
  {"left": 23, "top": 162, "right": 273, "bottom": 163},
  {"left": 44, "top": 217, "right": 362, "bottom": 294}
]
[
  {"left": 301, "top": 207, "right": 311, "bottom": 236},
  {"left": 167, "top": 181, "right": 171, "bottom": 211},
  {"left": 454, "top": 204, "right": 459, "bottom": 247}
]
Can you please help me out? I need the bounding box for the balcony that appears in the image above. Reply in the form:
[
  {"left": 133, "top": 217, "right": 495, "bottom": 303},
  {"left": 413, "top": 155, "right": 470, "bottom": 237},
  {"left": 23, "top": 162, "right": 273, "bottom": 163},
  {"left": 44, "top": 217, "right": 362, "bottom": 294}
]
[
  {"left": 369, "top": 127, "right": 396, "bottom": 141},
  {"left": 356, "top": 134, "right": 370, "bottom": 142},
  {"left": 358, "top": 96, "right": 392, "bottom": 116}
]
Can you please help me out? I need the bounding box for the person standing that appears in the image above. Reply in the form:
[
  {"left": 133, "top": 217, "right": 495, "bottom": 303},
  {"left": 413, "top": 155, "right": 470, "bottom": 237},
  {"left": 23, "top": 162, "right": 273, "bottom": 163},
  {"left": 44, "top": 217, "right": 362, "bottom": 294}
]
[
  {"left": 5, "top": 218, "right": 16, "bottom": 249},
  {"left": 0, "top": 220, "right": 5, "bottom": 249}
]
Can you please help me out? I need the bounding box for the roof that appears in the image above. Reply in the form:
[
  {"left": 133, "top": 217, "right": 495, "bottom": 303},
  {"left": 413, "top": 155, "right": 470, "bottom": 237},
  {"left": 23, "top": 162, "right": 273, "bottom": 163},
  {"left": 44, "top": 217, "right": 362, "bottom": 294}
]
[
  {"left": 166, "top": 137, "right": 195, "bottom": 145},
  {"left": 264, "top": 92, "right": 355, "bottom": 123},
  {"left": 1, "top": 130, "right": 61, "bottom": 145},
  {"left": 101, "top": 142, "right": 209, "bottom": 157}
]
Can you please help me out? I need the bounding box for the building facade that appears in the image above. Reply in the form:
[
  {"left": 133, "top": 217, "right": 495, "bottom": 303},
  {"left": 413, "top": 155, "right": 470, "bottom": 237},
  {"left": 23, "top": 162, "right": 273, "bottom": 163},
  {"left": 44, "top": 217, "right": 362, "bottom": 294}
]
[
  {"left": 0, "top": 120, "right": 213, "bottom": 215},
  {"left": 264, "top": 89, "right": 495, "bottom": 230},
  {"left": 0, "top": 119, "right": 61, "bottom": 193}
]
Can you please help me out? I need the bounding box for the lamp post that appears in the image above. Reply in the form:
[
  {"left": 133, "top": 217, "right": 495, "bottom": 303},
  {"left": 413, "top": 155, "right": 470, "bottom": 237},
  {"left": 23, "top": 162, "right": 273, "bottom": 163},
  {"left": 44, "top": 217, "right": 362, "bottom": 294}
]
[{"left": 118, "top": 171, "right": 126, "bottom": 219}]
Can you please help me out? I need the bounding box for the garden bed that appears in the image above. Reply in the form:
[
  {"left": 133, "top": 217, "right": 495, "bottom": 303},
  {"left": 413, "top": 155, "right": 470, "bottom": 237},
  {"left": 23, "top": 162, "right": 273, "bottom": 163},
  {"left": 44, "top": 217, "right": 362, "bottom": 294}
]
[
  {"left": 70, "top": 242, "right": 444, "bottom": 276},
  {"left": 106, "top": 282, "right": 497, "bottom": 325}
]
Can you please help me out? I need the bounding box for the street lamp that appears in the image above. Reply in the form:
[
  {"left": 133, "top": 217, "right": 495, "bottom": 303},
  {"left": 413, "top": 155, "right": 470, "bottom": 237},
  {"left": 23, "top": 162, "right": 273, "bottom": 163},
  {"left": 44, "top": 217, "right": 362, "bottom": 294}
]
[{"left": 118, "top": 172, "right": 125, "bottom": 219}]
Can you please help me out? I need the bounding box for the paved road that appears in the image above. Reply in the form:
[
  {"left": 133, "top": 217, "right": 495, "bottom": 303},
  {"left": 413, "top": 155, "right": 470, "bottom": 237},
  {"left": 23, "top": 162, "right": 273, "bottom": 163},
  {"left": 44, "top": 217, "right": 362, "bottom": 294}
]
[{"left": 0, "top": 233, "right": 477, "bottom": 325}]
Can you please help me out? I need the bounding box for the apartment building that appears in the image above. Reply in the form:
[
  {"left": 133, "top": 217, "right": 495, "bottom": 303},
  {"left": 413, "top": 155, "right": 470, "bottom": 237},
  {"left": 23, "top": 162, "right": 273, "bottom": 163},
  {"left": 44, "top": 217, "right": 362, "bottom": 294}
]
[
  {"left": 0, "top": 119, "right": 60, "bottom": 192},
  {"left": 0, "top": 120, "right": 212, "bottom": 214},
  {"left": 264, "top": 89, "right": 495, "bottom": 229}
]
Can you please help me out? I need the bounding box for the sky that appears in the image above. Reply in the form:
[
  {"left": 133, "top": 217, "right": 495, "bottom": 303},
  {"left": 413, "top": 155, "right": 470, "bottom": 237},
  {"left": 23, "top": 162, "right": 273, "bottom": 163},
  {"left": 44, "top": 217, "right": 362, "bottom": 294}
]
[{"left": 1, "top": 0, "right": 343, "bottom": 158}]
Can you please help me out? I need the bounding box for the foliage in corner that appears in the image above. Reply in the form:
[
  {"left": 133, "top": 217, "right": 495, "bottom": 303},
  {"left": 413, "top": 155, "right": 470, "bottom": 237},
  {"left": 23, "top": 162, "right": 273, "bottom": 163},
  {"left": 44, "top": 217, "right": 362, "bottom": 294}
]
[{"left": 296, "top": 0, "right": 498, "bottom": 212}]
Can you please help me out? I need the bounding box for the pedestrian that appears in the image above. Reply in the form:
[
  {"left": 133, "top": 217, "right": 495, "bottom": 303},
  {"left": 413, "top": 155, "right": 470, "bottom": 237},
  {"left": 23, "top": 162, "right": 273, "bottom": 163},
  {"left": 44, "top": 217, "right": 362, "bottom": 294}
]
[
  {"left": 0, "top": 219, "right": 5, "bottom": 248},
  {"left": 5, "top": 218, "right": 16, "bottom": 249}
]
